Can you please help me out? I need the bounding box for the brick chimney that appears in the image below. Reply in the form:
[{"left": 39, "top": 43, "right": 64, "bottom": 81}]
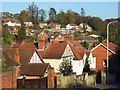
[
  {"left": 48, "top": 67, "right": 55, "bottom": 88},
  {"left": 14, "top": 48, "right": 20, "bottom": 63},
  {"left": 38, "top": 40, "right": 45, "bottom": 51}
]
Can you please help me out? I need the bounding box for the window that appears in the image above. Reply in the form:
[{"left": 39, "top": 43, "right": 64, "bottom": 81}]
[{"left": 103, "top": 60, "right": 107, "bottom": 67}]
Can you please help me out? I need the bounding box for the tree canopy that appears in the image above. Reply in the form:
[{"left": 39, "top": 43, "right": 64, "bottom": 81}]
[{"left": 17, "top": 26, "right": 26, "bottom": 40}]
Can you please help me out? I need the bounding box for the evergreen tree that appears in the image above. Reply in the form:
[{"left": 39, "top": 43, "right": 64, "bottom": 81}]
[
  {"left": 83, "top": 58, "right": 90, "bottom": 72},
  {"left": 17, "top": 26, "right": 26, "bottom": 40},
  {"left": 59, "top": 59, "right": 73, "bottom": 75},
  {"left": 49, "top": 8, "right": 57, "bottom": 21}
]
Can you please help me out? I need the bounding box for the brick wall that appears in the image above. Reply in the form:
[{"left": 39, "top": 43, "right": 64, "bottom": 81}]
[
  {"left": 47, "top": 68, "right": 55, "bottom": 88},
  {"left": 1, "top": 67, "right": 19, "bottom": 89},
  {"left": 92, "top": 45, "right": 113, "bottom": 70}
]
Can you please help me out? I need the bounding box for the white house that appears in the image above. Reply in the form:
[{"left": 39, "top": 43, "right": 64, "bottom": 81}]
[
  {"left": 79, "top": 23, "right": 93, "bottom": 32},
  {"left": 66, "top": 24, "right": 78, "bottom": 30},
  {"left": 66, "top": 24, "right": 73, "bottom": 30},
  {"left": 39, "top": 22, "right": 47, "bottom": 28},
  {"left": 60, "top": 29, "right": 66, "bottom": 34},
  {"left": 40, "top": 40, "right": 85, "bottom": 75},
  {"left": 24, "top": 22, "right": 33, "bottom": 26},
  {"left": 88, "top": 51, "right": 96, "bottom": 69},
  {"left": 4, "top": 20, "right": 21, "bottom": 27}
]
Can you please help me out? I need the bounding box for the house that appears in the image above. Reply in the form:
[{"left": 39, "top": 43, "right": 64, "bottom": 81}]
[
  {"left": 26, "top": 28, "right": 34, "bottom": 36},
  {"left": 39, "top": 40, "right": 85, "bottom": 75},
  {"left": 2, "top": 49, "right": 20, "bottom": 67},
  {"left": 66, "top": 24, "right": 79, "bottom": 34},
  {"left": 66, "top": 24, "right": 78, "bottom": 30},
  {"left": 39, "top": 22, "right": 47, "bottom": 28},
  {"left": 24, "top": 22, "right": 33, "bottom": 27},
  {"left": 60, "top": 28, "right": 66, "bottom": 34},
  {"left": 38, "top": 31, "right": 49, "bottom": 40},
  {"left": 1, "top": 49, "right": 20, "bottom": 89},
  {"left": 79, "top": 23, "right": 93, "bottom": 32},
  {"left": 35, "top": 40, "right": 46, "bottom": 51},
  {"left": 19, "top": 63, "right": 50, "bottom": 79},
  {"left": 89, "top": 41, "right": 117, "bottom": 71},
  {"left": 84, "top": 50, "right": 96, "bottom": 69},
  {"left": 1, "top": 44, "right": 56, "bottom": 88},
  {"left": 1, "top": 45, "right": 20, "bottom": 88},
  {"left": 3, "top": 44, "right": 44, "bottom": 65},
  {"left": 74, "top": 36, "right": 99, "bottom": 48},
  {"left": 3, "top": 20, "right": 21, "bottom": 27},
  {"left": 48, "top": 22, "right": 61, "bottom": 29},
  {"left": 55, "top": 35, "right": 64, "bottom": 42}
]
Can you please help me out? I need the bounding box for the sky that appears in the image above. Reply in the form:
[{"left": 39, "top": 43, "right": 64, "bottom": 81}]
[{"left": 1, "top": 2, "right": 119, "bottom": 20}]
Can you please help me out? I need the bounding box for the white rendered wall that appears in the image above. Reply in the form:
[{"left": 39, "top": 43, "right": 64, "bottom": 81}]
[{"left": 30, "top": 51, "right": 43, "bottom": 63}]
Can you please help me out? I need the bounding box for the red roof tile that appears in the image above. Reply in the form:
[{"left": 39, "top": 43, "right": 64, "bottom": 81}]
[
  {"left": 2, "top": 50, "right": 20, "bottom": 66},
  {"left": 3, "top": 47, "right": 41, "bottom": 65},
  {"left": 20, "top": 43, "right": 36, "bottom": 49},
  {"left": 55, "top": 35, "right": 64, "bottom": 41},
  {"left": 38, "top": 31, "right": 49, "bottom": 38},
  {"left": 102, "top": 41, "right": 117, "bottom": 53},
  {"left": 42, "top": 41, "right": 67, "bottom": 59},
  {"left": 42, "top": 40, "right": 84, "bottom": 60},
  {"left": 69, "top": 43, "right": 83, "bottom": 60}
]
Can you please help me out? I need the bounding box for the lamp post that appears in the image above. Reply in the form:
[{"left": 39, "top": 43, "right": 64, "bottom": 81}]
[{"left": 106, "top": 20, "right": 118, "bottom": 84}]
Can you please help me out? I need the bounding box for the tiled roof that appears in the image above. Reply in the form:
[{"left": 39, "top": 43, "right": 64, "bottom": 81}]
[
  {"left": 38, "top": 31, "right": 49, "bottom": 38},
  {"left": 68, "top": 39, "right": 84, "bottom": 51},
  {"left": 42, "top": 41, "right": 67, "bottom": 59},
  {"left": 69, "top": 43, "right": 83, "bottom": 60},
  {"left": 102, "top": 41, "right": 117, "bottom": 53},
  {"left": 74, "top": 36, "right": 97, "bottom": 41},
  {"left": 67, "top": 40, "right": 85, "bottom": 58},
  {"left": 20, "top": 43, "right": 36, "bottom": 49},
  {"left": 41, "top": 41, "right": 84, "bottom": 60},
  {"left": 3, "top": 47, "right": 35, "bottom": 65},
  {"left": 55, "top": 35, "right": 64, "bottom": 41},
  {"left": 4, "top": 20, "right": 20, "bottom": 23},
  {"left": 2, "top": 49, "right": 20, "bottom": 66},
  {"left": 20, "top": 63, "right": 49, "bottom": 76}
]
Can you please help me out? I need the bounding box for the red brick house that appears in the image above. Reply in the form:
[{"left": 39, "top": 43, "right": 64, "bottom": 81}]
[
  {"left": 1, "top": 48, "right": 20, "bottom": 88},
  {"left": 1, "top": 44, "right": 55, "bottom": 89},
  {"left": 91, "top": 42, "right": 117, "bottom": 71},
  {"left": 38, "top": 31, "right": 49, "bottom": 40}
]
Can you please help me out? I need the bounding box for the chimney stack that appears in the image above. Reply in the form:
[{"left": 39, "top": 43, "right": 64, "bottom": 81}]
[
  {"left": 38, "top": 40, "right": 45, "bottom": 51},
  {"left": 48, "top": 67, "right": 55, "bottom": 88},
  {"left": 14, "top": 48, "right": 20, "bottom": 63}
]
